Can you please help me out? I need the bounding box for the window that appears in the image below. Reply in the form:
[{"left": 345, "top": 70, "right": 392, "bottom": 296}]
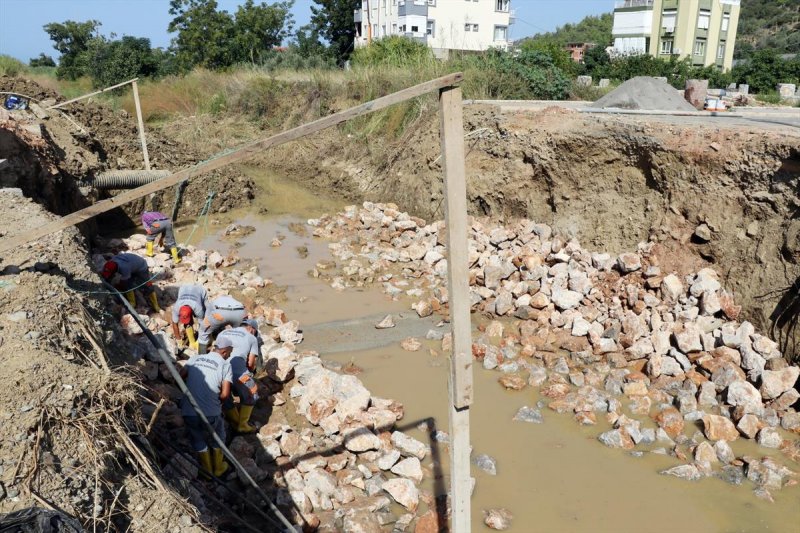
[
  {"left": 698, "top": 10, "right": 710, "bottom": 30},
  {"left": 494, "top": 25, "right": 508, "bottom": 41},
  {"left": 392, "top": 23, "right": 397, "bottom": 33},
  {"left": 373, "top": 24, "right": 378, "bottom": 36},
  {"left": 381, "top": 25, "right": 386, "bottom": 36},
  {"left": 722, "top": 13, "right": 730, "bottom": 32},
  {"left": 662, "top": 9, "right": 676, "bottom": 33},
  {"left": 717, "top": 43, "right": 725, "bottom": 59},
  {"left": 694, "top": 39, "right": 706, "bottom": 56},
  {"left": 465, "top": 23, "right": 471, "bottom": 32},
  {"left": 411, "top": 25, "right": 418, "bottom": 32},
  {"left": 400, "top": 24, "right": 406, "bottom": 32},
  {"left": 496, "top": 0, "right": 509, "bottom": 12},
  {"left": 660, "top": 40, "right": 672, "bottom": 55},
  {"left": 427, "top": 0, "right": 435, "bottom": 5},
  {"left": 426, "top": 20, "right": 435, "bottom": 36},
  {"left": 473, "top": 24, "right": 479, "bottom": 31}
]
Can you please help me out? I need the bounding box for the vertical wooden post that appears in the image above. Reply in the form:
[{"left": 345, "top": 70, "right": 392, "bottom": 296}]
[
  {"left": 439, "top": 85, "right": 472, "bottom": 533},
  {"left": 131, "top": 80, "right": 151, "bottom": 171}
]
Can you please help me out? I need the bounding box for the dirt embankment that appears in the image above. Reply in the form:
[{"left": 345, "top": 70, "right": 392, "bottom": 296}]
[
  {"left": 263, "top": 105, "right": 800, "bottom": 358},
  {"left": 0, "top": 76, "right": 256, "bottom": 227}
]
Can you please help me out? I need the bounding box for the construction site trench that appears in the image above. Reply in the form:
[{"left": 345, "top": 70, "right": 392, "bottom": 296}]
[{"left": 0, "top": 77, "right": 798, "bottom": 532}]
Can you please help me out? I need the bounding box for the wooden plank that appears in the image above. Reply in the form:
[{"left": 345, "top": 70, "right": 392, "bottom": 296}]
[
  {"left": 131, "top": 81, "right": 151, "bottom": 171},
  {"left": 449, "top": 375, "right": 472, "bottom": 533},
  {"left": 439, "top": 86, "right": 473, "bottom": 409},
  {"left": 0, "top": 73, "right": 463, "bottom": 255},
  {"left": 439, "top": 85, "right": 472, "bottom": 533},
  {"left": 47, "top": 78, "right": 138, "bottom": 110}
]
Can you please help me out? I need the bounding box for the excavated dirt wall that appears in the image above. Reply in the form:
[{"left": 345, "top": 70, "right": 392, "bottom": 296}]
[
  {"left": 263, "top": 105, "right": 800, "bottom": 357},
  {"left": 0, "top": 76, "right": 255, "bottom": 228}
]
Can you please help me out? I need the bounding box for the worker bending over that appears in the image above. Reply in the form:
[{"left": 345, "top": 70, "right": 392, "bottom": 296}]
[
  {"left": 197, "top": 295, "right": 246, "bottom": 354},
  {"left": 169, "top": 284, "right": 210, "bottom": 351},
  {"left": 101, "top": 253, "right": 161, "bottom": 312},
  {"left": 219, "top": 319, "right": 261, "bottom": 434},
  {"left": 141, "top": 211, "right": 181, "bottom": 264},
  {"left": 179, "top": 336, "right": 233, "bottom": 478}
]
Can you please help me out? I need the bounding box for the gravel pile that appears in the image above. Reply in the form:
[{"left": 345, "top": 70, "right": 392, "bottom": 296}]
[{"left": 592, "top": 76, "right": 697, "bottom": 112}]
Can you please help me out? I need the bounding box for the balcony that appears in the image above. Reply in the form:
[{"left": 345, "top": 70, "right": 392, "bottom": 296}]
[
  {"left": 509, "top": 9, "right": 516, "bottom": 23},
  {"left": 615, "top": 0, "right": 654, "bottom": 8}
]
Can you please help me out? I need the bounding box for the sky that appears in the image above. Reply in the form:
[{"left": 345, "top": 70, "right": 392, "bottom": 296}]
[{"left": 0, "top": 0, "right": 611, "bottom": 62}]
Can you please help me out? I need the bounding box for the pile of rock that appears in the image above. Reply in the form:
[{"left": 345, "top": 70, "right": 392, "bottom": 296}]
[
  {"left": 310, "top": 202, "right": 800, "bottom": 499},
  {"left": 103, "top": 235, "right": 436, "bottom": 531}
]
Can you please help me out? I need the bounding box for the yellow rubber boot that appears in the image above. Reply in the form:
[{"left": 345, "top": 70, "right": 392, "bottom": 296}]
[
  {"left": 148, "top": 292, "right": 161, "bottom": 313},
  {"left": 185, "top": 326, "right": 198, "bottom": 351},
  {"left": 145, "top": 241, "right": 154, "bottom": 257},
  {"left": 170, "top": 247, "right": 181, "bottom": 265},
  {"left": 124, "top": 291, "right": 136, "bottom": 307},
  {"left": 211, "top": 448, "right": 229, "bottom": 477},
  {"left": 224, "top": 407, "right": 239, "bottom": 425},
  {"left": 236, "top": 405, "right": 257, "bottom": 434},
  {"left": 197, "top": 449, "right": 213, "bottom": 479}
]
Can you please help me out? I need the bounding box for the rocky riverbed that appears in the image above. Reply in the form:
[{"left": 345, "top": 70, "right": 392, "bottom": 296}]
[
  {"left": 96, "top": 232, "right": 440, "bottom": 531},
  {"left": 309, "top": 202, "right": 800, "bottom": 503}
]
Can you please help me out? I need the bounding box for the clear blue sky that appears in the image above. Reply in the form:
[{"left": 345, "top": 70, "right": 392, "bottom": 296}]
[{"left": 0, "top": 0, "right": 611, "bottom": 62}]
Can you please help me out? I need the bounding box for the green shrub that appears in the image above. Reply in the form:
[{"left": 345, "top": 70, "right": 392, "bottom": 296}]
[
  {"left": 466, "top": 49, "right": 571, "bottom": 100},
  {"left": 0, "top": 55, "right": 27, "bottom": 77},
  {"left": 755, "top": 91, "right": 783, "bottom": 105},
  {"left": 350, "top": 36, "right": 435, "bottom": 69}
]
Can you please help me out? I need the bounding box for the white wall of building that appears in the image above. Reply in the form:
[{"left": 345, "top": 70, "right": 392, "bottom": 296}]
[
  {"left": 355, "top": 0, "right": 512, "bottom": 53},
  {"left": 611, "top": 10, "right": 652, "bottom": 37}
]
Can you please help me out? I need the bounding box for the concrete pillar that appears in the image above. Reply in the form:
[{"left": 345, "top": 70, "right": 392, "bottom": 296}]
[
  {"left": 576, "top": 76, "right": 592, "bottom": 87},
  {"left": 684, "top": 79, "right": 709, "bottom": 110},
  {"left": 777, "top": 84, "right": 797, "bottom": 101},
  {"left": 599, "top": 79, "right": 610, "bottom": 88}
]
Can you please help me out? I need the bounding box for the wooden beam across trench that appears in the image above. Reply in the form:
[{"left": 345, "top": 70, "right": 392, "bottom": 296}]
[{"left": 2, "top": 71, "right": 475, "bottom": 531}]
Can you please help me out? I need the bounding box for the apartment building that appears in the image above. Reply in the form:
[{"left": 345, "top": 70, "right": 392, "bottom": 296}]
[
  {"left": 611, "top": 0, "right": 740, "bottom": 71},
  {"left": 354, "top": 0, "right": 515, "bottom": 58}
]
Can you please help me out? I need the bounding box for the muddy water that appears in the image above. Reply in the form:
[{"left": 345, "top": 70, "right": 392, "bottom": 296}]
[{"left": 193, "top": 170, "right": 799, "bottom": 532}]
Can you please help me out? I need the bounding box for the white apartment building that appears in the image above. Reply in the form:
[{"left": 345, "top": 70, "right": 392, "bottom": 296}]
[{"left": 354, "top": 0, "right": 515, "bottom": 58}]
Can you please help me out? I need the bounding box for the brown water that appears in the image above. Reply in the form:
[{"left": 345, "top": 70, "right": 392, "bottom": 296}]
[{"left": 190, "top": 170, "right": 800, "bottom": 533}]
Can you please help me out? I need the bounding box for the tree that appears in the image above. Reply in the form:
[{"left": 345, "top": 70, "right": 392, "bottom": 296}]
[
  {"left": 233, "top": 0, "right": 295, "bottom": 63},
  {"left": 87, "top": 36, "right": 161, "bottom": 88},
  {"left": 168, "top": 0, "right": 296, "bottom": 70},
  {"left": 43, "top": 19, "right": 101, "bottom": 79},
  {"left": 168, "top": 0, "right": 237, "bottom": 70},
  {"left": 29, "top": 53, "right": 56, "bottom": 68},
  {"left": 582, "top": 45, "right": 610, "bottom": 78},
  {"left": 310, "top": 0, "right": 360, "bottom": 65},
  {"left": 520, "top": 38, "right": 578, "bottom": 76},
  {"left": 731, "top": 49, "right": 800, "bottom": 93},
  {"left": 294, "top": 24, "right": 328, "bottom": 59}
]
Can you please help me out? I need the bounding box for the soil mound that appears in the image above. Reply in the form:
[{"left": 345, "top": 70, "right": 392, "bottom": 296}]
[{"left": 592, "top": 76, "right": 696, "bottom": 112}]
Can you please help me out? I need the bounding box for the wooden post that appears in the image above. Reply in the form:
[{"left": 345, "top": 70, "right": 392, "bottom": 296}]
[
  {"left": 131, "top": 80, "right": 151, "bottom": 171},
  {"left": 439, "top": 85, "right": 472, "bottom": 532}
]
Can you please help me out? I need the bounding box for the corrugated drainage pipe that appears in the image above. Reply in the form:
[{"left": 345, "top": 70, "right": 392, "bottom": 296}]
[{"left": 92, "top": 170, "right": 172, "bottom": 189}]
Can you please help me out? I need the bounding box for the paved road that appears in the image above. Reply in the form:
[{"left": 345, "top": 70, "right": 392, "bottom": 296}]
[{"left": 466, "top": 99, "right": 800, "bottom": 130}]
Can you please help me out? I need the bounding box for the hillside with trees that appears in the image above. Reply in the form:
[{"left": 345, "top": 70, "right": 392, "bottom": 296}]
[
  {"left": 735, "top": 0, "right": 799, "bottom": 58},
  {"left": 521, "top": 0, "right": 798, "bottom": 59}
]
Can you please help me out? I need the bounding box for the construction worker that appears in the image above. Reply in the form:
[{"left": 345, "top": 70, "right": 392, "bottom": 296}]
[
  {"left": 169, "top": 284, "right": 210, "bottom": 351},
  {"left": 179, "top": 335, "right": 233, "bottom": 478},
  {"left": 141, "top": 211, "right": 181, "bottom": 264},
  {"left": 197, "top": 295, "right": 246, "bottom": 354},
  {"left": 219, "top": 319, "right": 261, "bottom": 434},
  {"left": 101, "top": 253, "right": 161, "bottom": 312}
]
